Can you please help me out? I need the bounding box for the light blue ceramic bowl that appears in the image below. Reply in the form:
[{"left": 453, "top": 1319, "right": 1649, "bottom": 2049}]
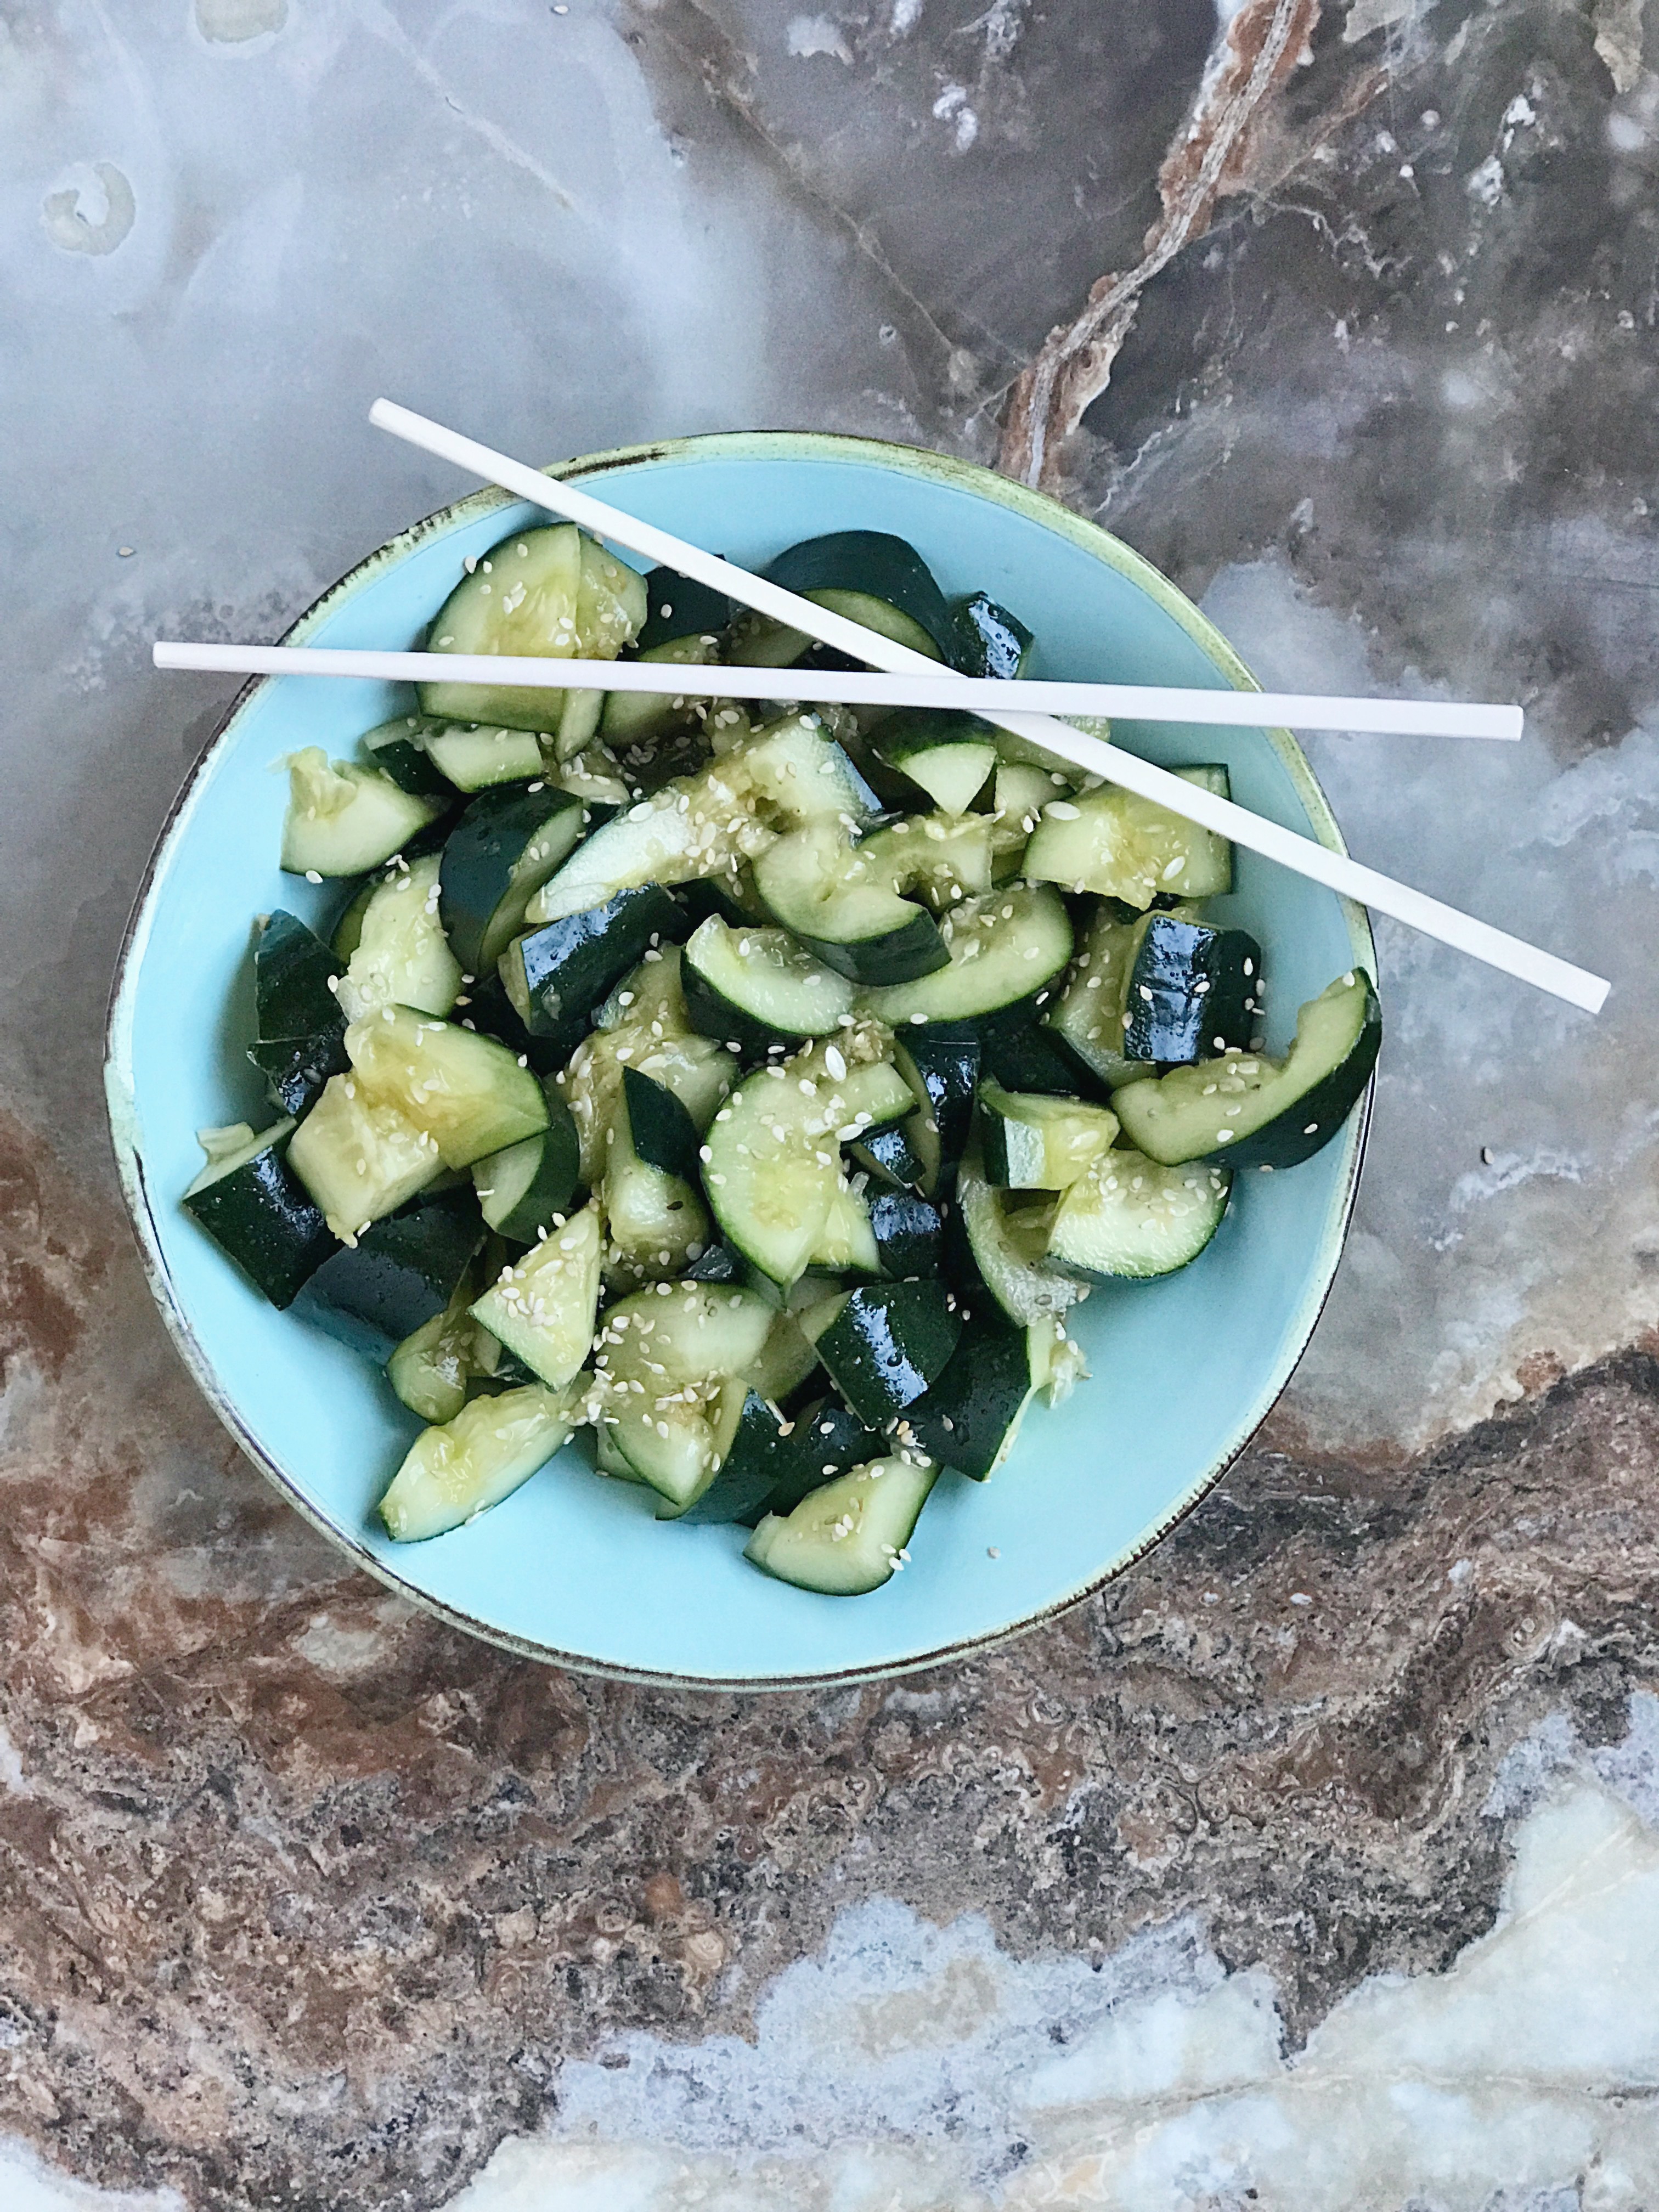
[{"left": 106, "top": 432, "right": 1374, "bottom": 1688}]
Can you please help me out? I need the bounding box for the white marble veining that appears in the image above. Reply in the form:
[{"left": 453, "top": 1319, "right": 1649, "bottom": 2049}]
[{"left": 428, "top": 1698, "right": 1659, "bottom": 2210}]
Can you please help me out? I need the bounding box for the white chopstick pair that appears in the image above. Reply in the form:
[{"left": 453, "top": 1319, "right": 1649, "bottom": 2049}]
[{"left": 151, "top": 400, "right": 1609, "bottom": 1014}]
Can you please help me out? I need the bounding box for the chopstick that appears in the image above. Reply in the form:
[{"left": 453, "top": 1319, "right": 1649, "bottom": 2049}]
[
  {"left": 364, "top": 402, "right": 1605, "bottom": 1015},
  {"left": 151, "top": 640, "right": 1520, "bottom": 743}
]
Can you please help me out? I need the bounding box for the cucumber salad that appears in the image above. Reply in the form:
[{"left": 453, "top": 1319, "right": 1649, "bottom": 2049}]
[{"left": 185, "top": 520, "right": 1381, "bottom": 1598}]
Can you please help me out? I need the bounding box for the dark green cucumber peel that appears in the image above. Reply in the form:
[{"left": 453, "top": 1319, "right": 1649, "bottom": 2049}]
[
  {"left": 893, "top": 1023, "right": 981, "bottom": 1190},
  {"left": 473, "top": 1097, "right": 582, "bottom": 1242},
  {"left": 1122, "top": 916, "right": 1263, "bottom": 1066},
  {"left": 904, "top": 1314, "right": 1036, "bottom": 1481},
  {"left": 685, "top": 1242, "right": 743, "bottom": 1284},
  {"left": 183, "top": 1129, "right": 337, "bottom": 1310},
  {"left": 741, "top": 1397, "right": 888, "bottom": 1525},
  {"left": 848, "top": 1120, "right": 928, "bottom": 1192},
  {"left": 951, "top": 592, "right": 1033, "bottom": 680},
  {"left": 438, "top": 784, "right": 586, "bottom": 977},
  {"left": 764, "top": 532, "right": 960, "bottom": 663},
  {"left": 977, "top": 994, "right": 1103, "bottom": 1101},
  {"left": 622, "top": 1066, "right": 702, "bottom": 1182},
  {"left": 461, "top": 972, "right": 566, "bottom": 1079},
  {"left": 788, "top": 906, "right": 949, "bottom": 989},
  {"left": 814, "top": 1282, "right": 962, "bottom": 1429},
  {"left": 362, "top": 716, "right": 452, "bottom": 799},
  {"left": 870, "top": 1189, "right": 944, "bottom": 1278},
  {"left": 671, "top": 1389, "right": 797, "bottom": 1526},
  {"left": 637, "top": 568, "right": 735, "bottom": 652},
  {"left": 254, "top": 911, "right": 343, "bottom": 1040},
  {"left": 294, "top": 1187, "right": 486, "bottom": 1361},
  {"left": 502, "top": 885, "right": 685, "bottom": 1043},
  {"left": 249, "top": 1030, "right": 349, "bottom": 1119},
  {"left": 872, "top": 709, "right": 1000, "bottom": 815}
]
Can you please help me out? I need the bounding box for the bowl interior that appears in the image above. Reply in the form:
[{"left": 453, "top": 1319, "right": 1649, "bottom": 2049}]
[{"left": 108, "top": 436, "right": 1371, "bottom": 1686}]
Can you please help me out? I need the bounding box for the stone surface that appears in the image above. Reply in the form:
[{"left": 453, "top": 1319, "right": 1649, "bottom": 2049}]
[{"left": 4, "top": 0, "right": 1659, "bottom": 2204}]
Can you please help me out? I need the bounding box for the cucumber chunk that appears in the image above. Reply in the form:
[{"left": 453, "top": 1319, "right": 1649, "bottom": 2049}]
[
  {"left": 848, "top": 1119, "right": 928, "bottom": 1193},
  {"left": 470, "top": 1202, "right": 602, "bottom": 1389},
  {"left": 868, "top": 1187, "right": 944, "bottom": 1277},
  {"left": 527, "top": 714, "right": 876, "bottom": 924},
  {"left": 336, "top": 855, "right": 463, "bottom": 1023},
  {"left": 422, "top": 723, "right": 545, "bottom": 792},
  {"left": 743, "top": 1309, "right": 822, "bottom": 1407},
  {"left": 702, "top": 1025, "right": 915, "bottom": 1285},
  {"left": 591, "top": 1282, "right": 774, "bottom": 1508},
  {"left": 622, "top": 1066, "right": 701, "bottom": 1181},
  {"left": 808, "top": 1181, "right": 881, "bottom": 1273},
  {"left": 952, "top": 592, "right": 1033, "bottom": 680},
  {"left": 183, "top": 1119, "right": 336, "bottom": 1308},
  {"left": 857, "top": 811, "right": 996, "bottom": 913},
  {"left": 978, "top": 1081, "right": 1120, "bottom": 1192},
  {"left": 379, "top": 1381, "right": 582, "bottom": 1542},
  {"left": 681, "top": 915, "right": 858, "bottom": 1056},
  {"left": 501, "top": 886, "right": 684, "bottom": 1045},
  {"left": 765, "top": 532, "right": 959, "bottom": 663},
  {"left": 872, "top": 710, "right": 999, "bottom": 815},
  {"left": 287, "top": 1074, "right": 443, "bottom": 1239},
  {"left": 744, "top": 1452, "right": 938, "bottom": 1596},
  {"left": 893, "top": 1024, "right": 980, "bottom": 1192},
  {"left": 362, "top": 714, "right": 453, "bottom": 798},
  {"left": 253, "top": 911, "right": 342, "bottom": 1040},
  {"left": 280, "top": 748, "right": 446, "bottom": 878},
  {"left": 1046, "top": 1147, "right": 1232, "bottom": 1280},
  {"left": 861, "top": 883, "right": 1073, "bottom": 1026},
  {"left": 439, "top": 785, "right": 586, "bottom": 976},
  {"left": 249, "top": 1030, "right": 351, "bottom": 1120},
  {"left": 295, "top": 1186, "right": 484, "bottom": 1358},
  {"left": 813, "top": 1281, "right": 962, "bottom": 1428},
  {"left": 954, "top": 1144, "right": 1083, "bottom": 1327},
  {"left": 978, "top": 998, "right": 1101, "bottom": 1099},
  {"left": 559, "top": 947, "right": 733, "bottom": 1183},
  {"left": 419, "top": 524, "right": 646, "bottom": 732},
  {"left": 672, "top": 1389, "right": 799, "bottom": 1526},
  {"left": 346, "top": 1006, "right": 549, "bottom": 1169},
  {"left": 905, "top": 1312, "right": 1049, "bottom": 1480},
  {"left": 387, "top": 1278, "right": 482, "bottom": 1424},
  {"left": 604, "top": 1076, "right": 712, "bottom": 1283},
  {"left": 753, "top": 820, "right": 947, "bottom": 986},
  {"left": 1123, "top": 915, "right": 1262, "bottom": 1066},
  {"left": 471, "top": 1094, "right": 581, "bottom": 1242},
  {"left": 1113, "top": 970, "right": 1381, "bottom": 1169},
  {"left": 1023, "top": 765, "right": 1233, "bottom": 906},
  {"left": 1042, "top": 900, "right": 1206, "bottom": 1091}
]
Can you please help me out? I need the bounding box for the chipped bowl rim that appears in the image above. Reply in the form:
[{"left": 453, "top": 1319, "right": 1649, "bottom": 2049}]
[{"left": 105, "top": 427, "right": 1375, "bottom": 1691}]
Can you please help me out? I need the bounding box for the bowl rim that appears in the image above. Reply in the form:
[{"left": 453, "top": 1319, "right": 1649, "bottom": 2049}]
[{"left": 105, "top": 426, "right": 1376, "bottom": 1691}]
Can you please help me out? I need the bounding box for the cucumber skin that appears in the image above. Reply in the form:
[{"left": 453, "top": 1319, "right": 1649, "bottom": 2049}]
[
  {"left": 248, "top": 1029, "right": 349, "bottom": 1119},
  {"left": 672, "top": 1389, "right": 796, "bottom": 1525},
  {"left": 1122, "top": 917, "right": 1261, "bottom": 1066},
  {"left": 787, "top": 908, "right": 950, "bottom": 990},
  {"left": 764, "top": 532, "right": 959, "bottom": 663},
  {"left": 505, "top": 886, "right": 685, "bottom": 1043},
  {"left": 622, "top": 1066, "right": 702, "bottom": 1181},
  {"left": 294, "top": 1188, "right": 485, "bottom": 1360},
  {"left": 439, "top": 786, "right": 585, "bottom": 976},
  {"left": 905, "top": 1314, "right": 1035, "bottom": 1481},
  {"left": 870, "top": 1189, "right": 944, "bottom": 1278},
  {"left": 637, "top": 568, "right": 734, "bottom": 651},
  {"left": 894, "top": 1024, "right": 981, "bottom": 1169},
  {"left": 255, "top": 911, "right": 342, "bottom": 1041},
  {"left": 815, "top": 1282, "right": 962, "bottom": 1429},
  {"left": 681, "top": 959, "right": 795, "bottom": 1058},
  {"left": 473, "top": 1103, "right": 582, "bottom": 1242},
  {"left": 952, "top": 592, "right": 1034, "bottom": 680},
  {"left": 183, "top": 1139, "right": 337, "bottom": 1310}
]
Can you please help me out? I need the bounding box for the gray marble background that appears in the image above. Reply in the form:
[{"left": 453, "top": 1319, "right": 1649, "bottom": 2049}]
[{"left": 5, "top": 1, "right": 1659, "bottom": 2206}]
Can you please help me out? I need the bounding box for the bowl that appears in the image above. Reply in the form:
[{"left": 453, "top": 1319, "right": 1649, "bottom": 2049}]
[{"left": 106, "top": 431, "right": 1374, "bottom": 1689}]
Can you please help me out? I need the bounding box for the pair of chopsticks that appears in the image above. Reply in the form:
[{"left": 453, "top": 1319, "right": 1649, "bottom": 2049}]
[{"left": 153, "top": 399, "right": 1609, "bottom": 1015}]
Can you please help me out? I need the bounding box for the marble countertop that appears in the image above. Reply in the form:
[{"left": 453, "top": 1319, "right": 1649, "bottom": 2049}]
[{"left": 5, "top": 0, "right": 1659, "bottom": 2205}]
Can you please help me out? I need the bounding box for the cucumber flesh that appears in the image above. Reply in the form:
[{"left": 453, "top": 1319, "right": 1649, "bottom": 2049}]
[
  {"left": 387, "top": 1283, "right": 479, "bottom": 1424},
  {"left": 978, "top": 1081, "right": 1120, "bottom": 1191},
  {"left": 280, "top": 749, "right": 445, "bottom": 878},
  {"left": 857, "top": 812, "right": 995, "bottom": 913},
  {"left": 702, "top": 1025, "right": 915, "bottom": 1285},
  {"left": 872, "top": 711, "right": 999, "bottom": 815},
  {"left": 764, "top": 532, "right": 958, "bottom": 663},
  {"left": 1023, "top": 765, "right": 1233, "bottom": 906},
  {"left": 346, "top": 1006, "right": 549, "bottom": 1170},
  {"left": 423, "top": 724, "right": 545, "bottom": 792},
  {"left": 1113, "top": 970, "right": 1381, "bottom": 1169},
  {"left": 744, "top": 1452, "right": 938, "bottom": 1596},
  {"left": 363, "top": 714, "right": 453, "bottom": 798},
  {"left": 1046, "top": 1148, "right": 1232, "bottom": 1280},
  {"left": 600, "top": 633, "right": 723, "bottom": 748},
  {"left": 808, "top": 1181, "right": 880, "bottom": 1273},
  {"left": 287, "top": 1074, "right": 443, "bottom": 1239},
  {"left": 337, "top": 855, "right": 463, "bottom": 1023},
  {"left": 183, "top": 1119, "right": 336, "bottom": 1308},
  {"left": 379, "top": 1381, "right": 582, "bottom": 1542},
  {"left": 592, "top": 1282, "right": 775, "bottom": 1507},
  {"left": 603, "top": 1089, "right": 711, "bottom": 1285},
  {"left": 753, "top": 821, "right": 947, "bottom": 987},
  {"left": 470, "top": 1202, "right": 602, "bottom": 1387},
  {"left": 861, "top": 883, "right": 1073, "bottom": 1026},
  {"left": 559, "top": 947, "right": 733, "bottom": 1183},
  {"left": 681, "top": 915, "right": 857, "bottom": 1054},
  {"left": 955, "top": 1144, "right": 1083, "bottom": 1327},
  {"left": 419, "top": 524, "right": 646, "bottom": 731},
  {"left": 527, "top": 714, "right": 875, "bottom": 924}
]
